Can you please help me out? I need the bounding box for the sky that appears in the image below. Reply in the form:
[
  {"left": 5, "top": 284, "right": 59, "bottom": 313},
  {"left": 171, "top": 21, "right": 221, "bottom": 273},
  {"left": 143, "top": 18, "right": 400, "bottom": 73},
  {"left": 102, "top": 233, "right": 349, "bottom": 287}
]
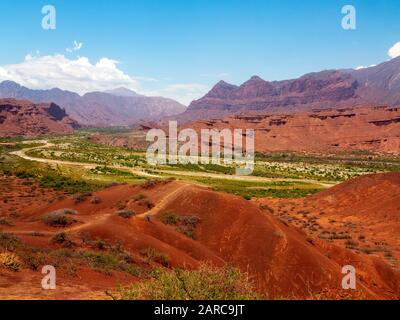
[{"left": 0, "top": 0, "right": 400, "bottom": 105}]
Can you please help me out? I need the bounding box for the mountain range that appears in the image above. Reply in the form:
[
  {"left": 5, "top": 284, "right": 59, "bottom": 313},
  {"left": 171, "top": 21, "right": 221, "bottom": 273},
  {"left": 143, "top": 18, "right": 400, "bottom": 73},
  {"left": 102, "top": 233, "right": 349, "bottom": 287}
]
[
  {"left": 180, "top": 56, "right": 400, "bottom": 121},
  {"left": 2, "top": 56, "right": 400, "bottom": 127},
  {"left": 0, "top": 81, "right": 186, "bottom": 126}
]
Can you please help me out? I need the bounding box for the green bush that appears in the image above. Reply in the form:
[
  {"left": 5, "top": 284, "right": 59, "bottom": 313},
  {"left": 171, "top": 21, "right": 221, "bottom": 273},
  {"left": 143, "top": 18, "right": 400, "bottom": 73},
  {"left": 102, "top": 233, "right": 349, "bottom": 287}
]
[
  {"left": 160, "top": 211, "right": 180, "bottom": 225},
  {"left": 0, "top": 252, "right": 22, "bottom": 272},
  {"left": 50, "top": 232, "right": 68, "bottom": 244},
  {"left": 160, "top": 212, "right": 200, "bottom": 240},
  {"left": 117, "top": 264, "right": 261, "bottom": 300},
  {"left": 0, "top": 232, "right": 21, "bottom": 251},
  {"left": 42, "top": 212, "right": 76, "bottom": 227},
  {"left": 140, "top": 247, "right": 171, "bottom": 267},
  {"left": 117, "top": 210, "right": 135, "bottom": 219},
  {"left": 72, "top": 192, "right": 92, "bottom": 204}
]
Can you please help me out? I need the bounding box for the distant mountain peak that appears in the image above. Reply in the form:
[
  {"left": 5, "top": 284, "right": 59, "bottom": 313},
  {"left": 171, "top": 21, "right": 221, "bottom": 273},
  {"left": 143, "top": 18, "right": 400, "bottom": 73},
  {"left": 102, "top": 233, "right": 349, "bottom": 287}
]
[
  {"left": 0, "top": 81, "right": 186, "bottom": 126},
  {"left": 0, "top": 80, "right": 22, "bottom": 89},
  {"left": 104, "top": 87, "right": 143, "bottom": 97},
  {"left": 248, "top": 75, "right": 264, "bottom": 81}
]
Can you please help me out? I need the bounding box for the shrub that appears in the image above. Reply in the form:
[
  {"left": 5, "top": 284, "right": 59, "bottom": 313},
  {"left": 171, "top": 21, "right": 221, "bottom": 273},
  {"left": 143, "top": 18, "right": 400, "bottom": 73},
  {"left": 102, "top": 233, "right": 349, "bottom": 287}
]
[
  {"left": 42, "top": 212, "right": 76, "bottom": 227},
  {"left": 21, "top": 252, "right": 42, "bottom": 271},
  {"left": 141, "top": 180, "right": 160, "bottom": 189},
  {"left": 50, "top": 232, "right": 68, "bottom": 244},
  {"left": 52, "top": 208, "right": 78, "bottom": 215},
  {"left": 160, "top": 212, "right": 200, "bottom": 240},
  {"left": 0, "top": 216, "right": 12, "bottom": 226},
  {"left": 117, "top": 210, "right": 135, "bottom": 219},
  {"left": 90, "top": 196, "right": 101, "bottom": 204},
  {"left": 259, "top": 204, "right": 274, "bottom": 214},
  {"left": 91, "top": 238, "right": 108, "bottom": 250},
  {"left": 144, "top": 200, "right": 154, "bottom": 209},
  {"left": 176, "top": 225, "right": 196, "bottom": 240},
  {"left": 140, "top": 247, "right": 170, "bottom": 267},
  {"left": 160, "top": 211, "right": 180, "bottom": 225},
  {"left": 134, "top": 194, "right": 146, "bottom": 201},
  {"left": 0, "top": 232, "right": 20, "bottom": 251},
  {"left": 81, "top": 251, "right": 146, "bottom": 278},
  {"left": 180, "top": 216, "right": 200, "bottom": 227},
  {"left": 117, "top": 264, "right": 261, "bottom": 300},
  {"left": 345, "top": 240, "right": 357, "bottom": 249},
  {"left": 72, "top": 192, "right": 92, "bottom": 204},
  {"left": 0, "top": 252, "right": 22, "bottom": 272},
  {"left": 306, "top": 236, "right": 314, "bottom": 245}
]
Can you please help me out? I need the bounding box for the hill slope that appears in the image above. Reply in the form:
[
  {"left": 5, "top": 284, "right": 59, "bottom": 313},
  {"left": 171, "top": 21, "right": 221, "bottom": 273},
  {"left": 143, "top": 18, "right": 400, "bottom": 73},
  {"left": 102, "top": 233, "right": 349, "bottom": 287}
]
[
  {"left": 0, "top": 98, "right": 79, "bottom": 137},
  {"left": 1, "top": 177, "right": 399, "bottom": 299}
]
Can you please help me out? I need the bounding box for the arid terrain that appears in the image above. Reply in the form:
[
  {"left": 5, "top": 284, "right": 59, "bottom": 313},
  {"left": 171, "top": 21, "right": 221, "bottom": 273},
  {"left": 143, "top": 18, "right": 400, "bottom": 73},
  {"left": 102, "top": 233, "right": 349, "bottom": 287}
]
[
  {"left": 2, "top": 0, "right": 400, "bottom": 304},
  {"left": 1, "top": 55, "right": 400, "bottom": 301},
  {"left": 0, "top": 172, "right": 400, "bottom": 300}
]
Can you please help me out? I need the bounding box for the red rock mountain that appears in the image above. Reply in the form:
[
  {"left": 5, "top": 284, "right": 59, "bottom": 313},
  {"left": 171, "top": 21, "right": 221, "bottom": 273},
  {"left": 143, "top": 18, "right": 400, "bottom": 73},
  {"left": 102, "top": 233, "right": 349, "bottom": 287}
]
[
  {"left": 180, "top": 56, "right": 400, "bottom": 121},
  {"left": 0, "top": 98, "right": 79, "bottom": 137},
  {"left": 187, "top": 105, "right": 400, "bottom": 154}
]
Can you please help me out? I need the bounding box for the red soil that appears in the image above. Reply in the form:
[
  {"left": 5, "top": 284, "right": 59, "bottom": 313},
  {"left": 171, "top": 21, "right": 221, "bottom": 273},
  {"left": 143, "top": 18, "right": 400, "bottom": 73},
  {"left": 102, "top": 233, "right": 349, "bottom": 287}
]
[{"left": 1, "top": 174, "right": 400, "bottom": 300}]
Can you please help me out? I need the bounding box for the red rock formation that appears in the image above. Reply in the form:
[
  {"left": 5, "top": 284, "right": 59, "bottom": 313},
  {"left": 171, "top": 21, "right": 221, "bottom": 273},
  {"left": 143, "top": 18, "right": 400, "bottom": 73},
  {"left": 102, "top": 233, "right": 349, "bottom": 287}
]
[{"left": 0, "top": 98, "right": 79, "bottom": 137}]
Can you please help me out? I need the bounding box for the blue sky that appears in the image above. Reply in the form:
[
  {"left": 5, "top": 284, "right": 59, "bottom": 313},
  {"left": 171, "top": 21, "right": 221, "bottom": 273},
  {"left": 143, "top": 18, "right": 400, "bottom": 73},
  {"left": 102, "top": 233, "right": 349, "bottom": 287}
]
[{"left": 0, "top": 0, "right": 399, "bottom": 104}]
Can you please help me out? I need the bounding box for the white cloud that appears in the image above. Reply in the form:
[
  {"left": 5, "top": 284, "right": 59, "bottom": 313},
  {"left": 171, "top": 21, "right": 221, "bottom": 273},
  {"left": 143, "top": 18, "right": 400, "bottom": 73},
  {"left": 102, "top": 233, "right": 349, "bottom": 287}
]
[
  {"left": 66, "top": 40, "right": 83, "bottom": 53},
  {"left": 0, "top": 53, "right": 209, "bottom": 105},
  {"left": 355, "top": 64, "right": 376, "bottom": 70},
  {"left": 0, "top": 54, "right": 140, "bottom": 95},
  {"left": 388, "top": 42, "right": 400, "bottom": 59}
]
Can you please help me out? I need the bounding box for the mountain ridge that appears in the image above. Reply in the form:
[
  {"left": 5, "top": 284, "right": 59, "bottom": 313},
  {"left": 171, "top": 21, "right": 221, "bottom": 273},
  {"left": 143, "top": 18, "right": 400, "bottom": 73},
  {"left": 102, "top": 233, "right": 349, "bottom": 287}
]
[
  {"left": 0, "top": 81, "right": 186, "bottom": 126},
  {"left": 180, "top": 57, "right": 400, "bottom": 121}
]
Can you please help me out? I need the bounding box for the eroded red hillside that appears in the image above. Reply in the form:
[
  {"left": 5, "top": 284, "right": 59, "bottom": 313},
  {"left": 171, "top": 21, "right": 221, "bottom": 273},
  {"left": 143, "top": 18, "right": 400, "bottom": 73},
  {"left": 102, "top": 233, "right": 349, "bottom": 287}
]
[
  {"left": 0, "top": 99, "right": 78, "bottom": 137},
  {"left": 1, "top": 175, "right": 399, "bottom": 299}
]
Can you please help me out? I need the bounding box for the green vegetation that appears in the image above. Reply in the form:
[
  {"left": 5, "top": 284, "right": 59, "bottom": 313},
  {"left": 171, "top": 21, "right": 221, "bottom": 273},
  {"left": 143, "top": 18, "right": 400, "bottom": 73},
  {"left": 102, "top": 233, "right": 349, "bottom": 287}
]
[
  {"left": 117, "top": 263, "right": 262, "bottom": 300},
  {"left": 160, "top": 212, "right": 201, "bottom": 239},
  {"left": 0, "top": 154, "right": 99, "bottom": 194},
  {"left": 42, "top": 211, "right": 76, "bottom": 227},
  {"left": 0, "top": 252, "right": 22, "bottom": 272},
  {"left": 160, "top": 211, "right": 180, "bottom": 225},
  {"left": 0, "top": 232, "right": 21, "bottom": 251},
  {"left": 80, "top": 251, "right": 146, "bottom": 277},
  {"left": 0, "top": 231, "right": 149, "bottom": 277},
  {"left": 50, "top": 232, "right": 75, "bottom": 248},
  {"left": 167, "top": 174, "right": 323, "bottom": 198},
  {"left": 254, "top": 152, "right": 400, "bottom": 181},
  {"left": 2, "top": 132, "right": 399, "bottom": 200},
  {"left": 117, "top": 210, "right": 136, "bottom": 219},
  {"left": 140, "top": 247, "right": 171, "bottom": 267}
]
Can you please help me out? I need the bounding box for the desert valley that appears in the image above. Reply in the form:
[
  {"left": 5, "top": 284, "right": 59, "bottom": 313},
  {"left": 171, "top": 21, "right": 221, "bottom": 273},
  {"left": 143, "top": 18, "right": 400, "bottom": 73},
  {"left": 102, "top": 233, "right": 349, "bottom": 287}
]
[{"left": 1, "top": 55, "right": 400, "bottom": 300}]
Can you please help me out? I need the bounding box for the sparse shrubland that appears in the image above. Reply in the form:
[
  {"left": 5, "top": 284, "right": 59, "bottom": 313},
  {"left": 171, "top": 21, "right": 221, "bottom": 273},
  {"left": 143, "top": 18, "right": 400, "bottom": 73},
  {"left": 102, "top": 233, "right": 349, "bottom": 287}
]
[
  {"left": 160, "top": 211, "right": 200, "bottom": 239},
  {"left": 117, "top": 263, "right": 262, "bottom": 300},
  {"left": 42, "top": 211, "right": 76, "bottom": 227}
]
